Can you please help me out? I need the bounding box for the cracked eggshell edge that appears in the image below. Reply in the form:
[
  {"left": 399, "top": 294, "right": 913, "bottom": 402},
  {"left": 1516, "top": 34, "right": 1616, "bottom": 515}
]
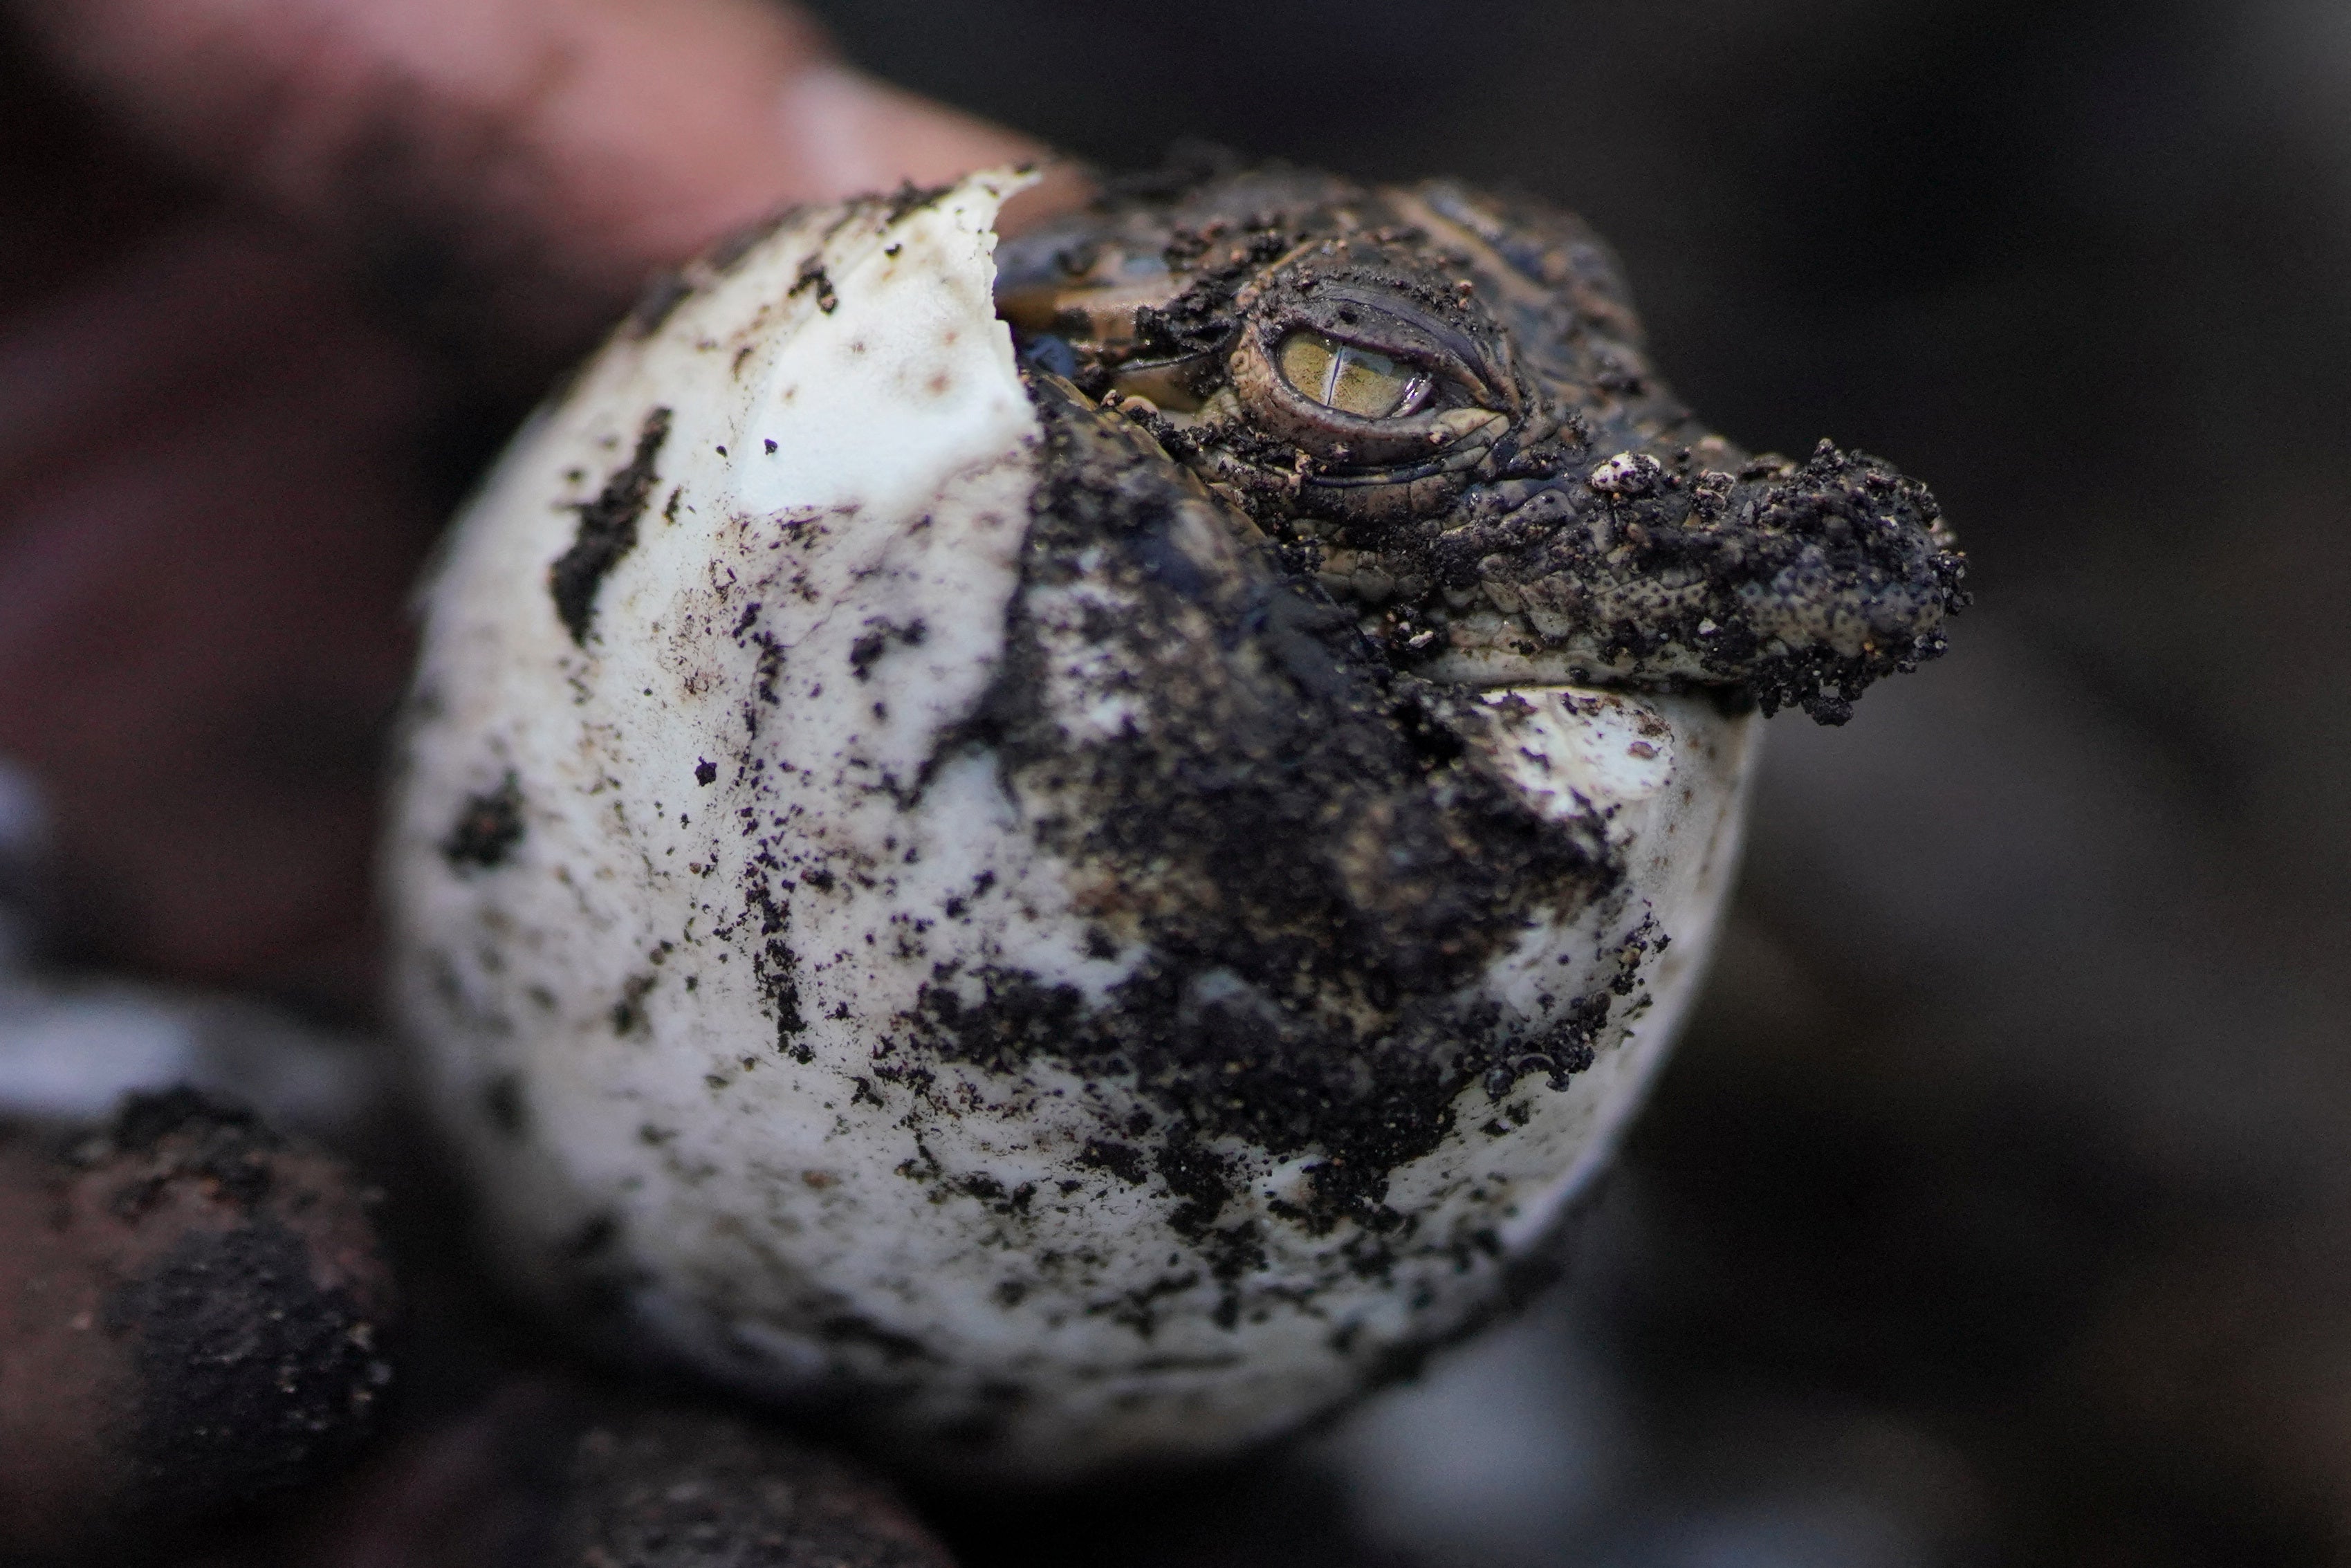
[{"left": 385, "top": 169, "right": 1760, "bottom": 1477}]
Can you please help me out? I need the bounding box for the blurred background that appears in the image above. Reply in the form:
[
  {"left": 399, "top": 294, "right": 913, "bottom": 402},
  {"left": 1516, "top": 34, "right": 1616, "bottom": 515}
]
[
  {"left": 6, "top": 0, "right": 2350, "bottom": 1563},
  {"left": 822, "top": 1, "right": 2348, "bottom": 1562}
]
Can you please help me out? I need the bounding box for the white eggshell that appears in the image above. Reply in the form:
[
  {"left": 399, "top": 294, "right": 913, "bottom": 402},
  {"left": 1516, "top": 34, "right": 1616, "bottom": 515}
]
[{"left": 387, "top": 172, "right": 1758, "bottom": 1478}]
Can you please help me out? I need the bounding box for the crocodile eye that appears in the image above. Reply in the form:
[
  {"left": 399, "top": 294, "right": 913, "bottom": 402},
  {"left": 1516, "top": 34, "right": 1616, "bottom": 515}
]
[{"left": 1275, "top": 329, "right": 1432, "bottom": 420}]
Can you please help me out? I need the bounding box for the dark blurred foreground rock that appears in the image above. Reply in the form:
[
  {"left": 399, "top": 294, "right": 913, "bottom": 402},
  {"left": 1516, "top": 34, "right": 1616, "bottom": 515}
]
[
  {"left": 0, "top": 1090, "right": 394, "bottom": 1560},
  {"left": 305, "top": 1383, "right": 957, "bottom": 1568}
]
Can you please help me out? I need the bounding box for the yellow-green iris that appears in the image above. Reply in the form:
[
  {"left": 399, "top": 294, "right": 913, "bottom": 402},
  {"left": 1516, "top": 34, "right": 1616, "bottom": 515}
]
[{"left": 1275, "top": 329, "right": 1429, "bottom": 419}]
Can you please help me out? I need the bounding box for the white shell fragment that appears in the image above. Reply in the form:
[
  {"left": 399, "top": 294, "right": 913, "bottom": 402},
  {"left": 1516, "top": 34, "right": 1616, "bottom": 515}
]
[{"left": 387, "top": 172, "right": 1760, "bottom": 1478}]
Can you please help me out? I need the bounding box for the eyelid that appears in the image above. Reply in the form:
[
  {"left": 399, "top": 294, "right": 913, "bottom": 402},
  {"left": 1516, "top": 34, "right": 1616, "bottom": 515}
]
[{"left": 1307, "top": 287, "right": 1497, "bottom": 396}]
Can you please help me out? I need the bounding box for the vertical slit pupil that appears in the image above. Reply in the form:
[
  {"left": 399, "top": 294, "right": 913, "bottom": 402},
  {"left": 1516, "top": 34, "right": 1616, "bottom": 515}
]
[{"left": 1276, "top": 330, "right": 1426, "bottom": 419}]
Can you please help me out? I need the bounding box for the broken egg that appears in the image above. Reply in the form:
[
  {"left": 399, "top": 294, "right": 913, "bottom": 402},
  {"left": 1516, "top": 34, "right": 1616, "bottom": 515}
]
[{"left": 387, "top": 165, "right": 1961, "bottom": 1478}]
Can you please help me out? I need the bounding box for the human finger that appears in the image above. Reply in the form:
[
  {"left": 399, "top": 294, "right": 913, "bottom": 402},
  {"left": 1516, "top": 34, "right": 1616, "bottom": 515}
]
[{"left": 8, "top": 0, "right": 1070, "bottom": 378}]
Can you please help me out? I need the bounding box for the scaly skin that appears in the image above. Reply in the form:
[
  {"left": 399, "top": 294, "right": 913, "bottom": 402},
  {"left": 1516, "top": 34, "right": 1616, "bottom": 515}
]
[{"left": 997, "top": 161, "right": 1965, "bottom": 723}]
